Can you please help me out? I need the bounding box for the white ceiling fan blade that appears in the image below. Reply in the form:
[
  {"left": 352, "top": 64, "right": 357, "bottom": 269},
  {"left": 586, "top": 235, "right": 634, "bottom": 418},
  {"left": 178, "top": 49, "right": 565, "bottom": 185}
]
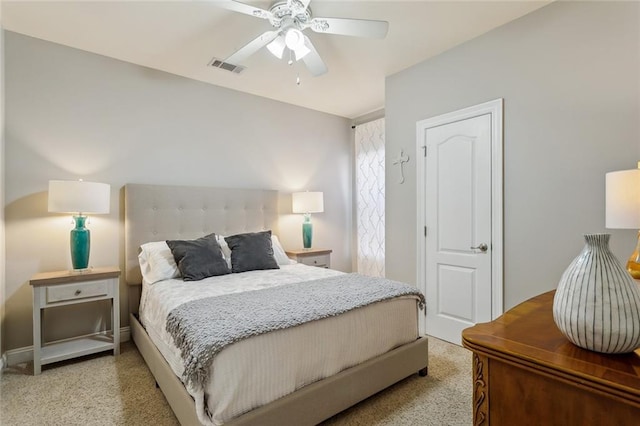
[
  {"left": 298, "top": 0, "right": 312, "bottom": 10},
  {"left": 287, "top": 0, "right": 311, "bottom": 12},
  {"left": 217, "top": 0, "right": 272, "bottom": 20},
  {"left": 302, "top": 35, "right": 327, "bottom": 76},
  {"left": 225, "top": 30, "right": 280, "bottom": 65},
  {"left": 309, "top": 17, "right": 389, "bottom": 39}
]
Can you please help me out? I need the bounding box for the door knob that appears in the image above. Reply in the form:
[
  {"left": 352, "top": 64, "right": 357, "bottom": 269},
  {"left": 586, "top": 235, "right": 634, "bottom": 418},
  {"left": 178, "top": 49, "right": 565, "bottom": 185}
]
[{"left": 470, "top": 243, "right": 488, "bottom": 252}]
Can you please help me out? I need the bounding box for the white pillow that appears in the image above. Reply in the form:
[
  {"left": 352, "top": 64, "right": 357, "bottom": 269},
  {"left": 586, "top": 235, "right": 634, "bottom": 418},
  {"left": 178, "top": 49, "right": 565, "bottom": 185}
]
[
  {"left": 138, "top": 241, "right": 180, "bottom": 284},
  {"left": 216, "top": 233, "right": 294, "bottom": 267},
  {"left": 272, "top": 235, "right": 295, "bottom": 265},
  {"left": 216, "top": 235, "right": 233, "bottom": 269}
]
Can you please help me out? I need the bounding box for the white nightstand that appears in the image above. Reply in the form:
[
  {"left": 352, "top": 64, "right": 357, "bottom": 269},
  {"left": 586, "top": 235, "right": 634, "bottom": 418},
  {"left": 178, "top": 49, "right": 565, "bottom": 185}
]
[
  {"left": 285, "top": 248, "right": 332, "bottom": 268},
  {"left": 30, "top": 266, "right": 121, "bottom": 375}
]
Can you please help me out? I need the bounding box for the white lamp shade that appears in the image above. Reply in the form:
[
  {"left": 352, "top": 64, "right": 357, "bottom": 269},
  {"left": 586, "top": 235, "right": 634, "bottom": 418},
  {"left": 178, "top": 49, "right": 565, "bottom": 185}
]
[
  {"left": 267, "top": 36, "right": 286, "bottom": 59},
  {"left": 284, "top": 28, "right": 305, "bottom": 50},
  {"left": 294, "top": 43, "right": 310, "bottom": 61},
  {"left": 48, "top": 180, "right": 111, "bottom": 214},
  {"left": 606, "top": 168, "right": 640, "bottom": 229},
  {"left": 292, "top": 191, "right": 324, "bottom": 214}
]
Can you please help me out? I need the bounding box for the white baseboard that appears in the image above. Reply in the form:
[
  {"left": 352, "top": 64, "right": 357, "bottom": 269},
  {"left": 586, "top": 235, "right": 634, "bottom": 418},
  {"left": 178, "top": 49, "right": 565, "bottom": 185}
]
[
  {"left": 120, "top": 326, "right": 131, "bottom": 342},
  {"left": 1, "top": 327, "right": 131, "bottom": 368},
  {"left": 4, "top": 345, "right": 32, "bottom": 366}
]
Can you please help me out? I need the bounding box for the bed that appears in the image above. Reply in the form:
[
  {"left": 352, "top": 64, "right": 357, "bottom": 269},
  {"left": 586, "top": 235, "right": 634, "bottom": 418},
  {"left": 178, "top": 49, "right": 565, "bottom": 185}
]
[{"left": 124, "top": 183, "right": 429, "bottom": 425}]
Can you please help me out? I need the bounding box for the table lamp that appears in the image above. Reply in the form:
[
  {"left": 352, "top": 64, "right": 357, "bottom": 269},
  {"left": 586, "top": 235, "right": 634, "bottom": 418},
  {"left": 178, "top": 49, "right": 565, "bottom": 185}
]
[
  {"left": 292, "top": 191, "right": 324, "bottom": 249},
  {"left": 606, "top": 162, "right": 640, "bottom": 278},
  {"left": 48, "top": 180, "right": 110, "bottom": 270}
]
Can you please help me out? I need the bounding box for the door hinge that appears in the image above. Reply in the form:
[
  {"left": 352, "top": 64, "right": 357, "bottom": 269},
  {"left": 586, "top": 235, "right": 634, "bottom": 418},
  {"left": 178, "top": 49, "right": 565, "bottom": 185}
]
[
  {"left": 424, "top": 226, "right": 427, "bottom": 237},
  {"left": 422, "top": 146, "right": 427, "bottom": 157}
]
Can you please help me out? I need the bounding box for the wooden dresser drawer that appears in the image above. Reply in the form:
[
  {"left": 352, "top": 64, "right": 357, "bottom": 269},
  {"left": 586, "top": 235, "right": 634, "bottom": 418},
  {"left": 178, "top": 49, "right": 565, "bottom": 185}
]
[
  {"left": 46, "top": 280, "right": 109, "bottom": 303},
  {"left": 299, "top": 254, "right": 330, "bottom": 268}
]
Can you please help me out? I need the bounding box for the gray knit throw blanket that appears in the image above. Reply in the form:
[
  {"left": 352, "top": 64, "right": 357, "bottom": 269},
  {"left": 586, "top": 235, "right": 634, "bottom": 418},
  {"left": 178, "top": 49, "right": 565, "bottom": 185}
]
[{"left": 165, "top": 273, "right": 425, "bottom": 391}]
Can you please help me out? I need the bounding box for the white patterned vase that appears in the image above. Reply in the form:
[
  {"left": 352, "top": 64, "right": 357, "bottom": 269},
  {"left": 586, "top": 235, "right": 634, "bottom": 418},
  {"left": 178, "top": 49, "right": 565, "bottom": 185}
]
[{"left": 553, "top": 234, "right": 640, "bottom": 354}]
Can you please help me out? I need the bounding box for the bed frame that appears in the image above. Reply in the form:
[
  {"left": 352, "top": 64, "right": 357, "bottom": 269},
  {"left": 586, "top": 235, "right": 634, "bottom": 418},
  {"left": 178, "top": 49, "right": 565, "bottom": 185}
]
[{"left": 124, "top": 183, "right": 429, "bottom": 425}]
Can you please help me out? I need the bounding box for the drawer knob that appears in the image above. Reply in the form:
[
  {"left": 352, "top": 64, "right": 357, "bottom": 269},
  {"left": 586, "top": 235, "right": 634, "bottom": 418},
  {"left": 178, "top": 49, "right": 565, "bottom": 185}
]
[{"left": 74, "top": 289, "right": 82, "bottom": 296}]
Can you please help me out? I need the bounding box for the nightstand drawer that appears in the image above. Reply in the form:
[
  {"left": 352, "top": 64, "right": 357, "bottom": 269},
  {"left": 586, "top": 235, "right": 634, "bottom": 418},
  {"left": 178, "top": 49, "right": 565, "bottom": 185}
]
[
  {"left": 46, "top": 280, "right": 109, "bottom": 303},
  {"left": 299, "top": 254, "right": 330, "bottom": 268}
]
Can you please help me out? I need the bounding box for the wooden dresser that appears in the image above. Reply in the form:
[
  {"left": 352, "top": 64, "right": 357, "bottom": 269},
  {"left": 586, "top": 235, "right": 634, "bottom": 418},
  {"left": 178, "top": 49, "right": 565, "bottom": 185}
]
[{"left": 462, "top": 291, "right": 640, "bottom": 425}]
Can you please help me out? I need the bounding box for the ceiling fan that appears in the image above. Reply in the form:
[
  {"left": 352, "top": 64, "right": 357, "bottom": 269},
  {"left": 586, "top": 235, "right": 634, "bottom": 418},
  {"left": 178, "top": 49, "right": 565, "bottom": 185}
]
[{"left": 218, "top": 0, "right": 389, "bottom": 77}]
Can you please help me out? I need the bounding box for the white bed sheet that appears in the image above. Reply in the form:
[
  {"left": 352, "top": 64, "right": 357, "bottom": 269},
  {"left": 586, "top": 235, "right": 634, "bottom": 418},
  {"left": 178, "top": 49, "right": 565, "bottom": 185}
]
[{"left": 140, "top": 264, "right": 420, "bottom": 425}]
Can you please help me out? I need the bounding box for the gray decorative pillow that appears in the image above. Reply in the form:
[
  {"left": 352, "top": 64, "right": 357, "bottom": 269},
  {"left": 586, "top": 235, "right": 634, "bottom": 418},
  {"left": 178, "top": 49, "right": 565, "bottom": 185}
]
[
  {"left": 224, "top": 230, "right": 280, "bottom": 273},
  {"left": 166, "top": 233, "right": 231, "bottom": 281}
]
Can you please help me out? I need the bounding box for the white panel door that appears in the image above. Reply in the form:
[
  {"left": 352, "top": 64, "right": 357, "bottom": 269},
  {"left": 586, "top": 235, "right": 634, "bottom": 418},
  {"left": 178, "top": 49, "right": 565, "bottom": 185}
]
[{"left": 424, "top": 114, "right": 492, "bottom": 344}]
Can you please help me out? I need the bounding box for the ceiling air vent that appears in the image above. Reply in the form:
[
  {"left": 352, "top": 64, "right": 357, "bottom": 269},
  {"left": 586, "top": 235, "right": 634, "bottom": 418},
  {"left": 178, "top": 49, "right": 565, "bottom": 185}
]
[{"left": 208, "top": 57, "right": 246, "bottom": 74}]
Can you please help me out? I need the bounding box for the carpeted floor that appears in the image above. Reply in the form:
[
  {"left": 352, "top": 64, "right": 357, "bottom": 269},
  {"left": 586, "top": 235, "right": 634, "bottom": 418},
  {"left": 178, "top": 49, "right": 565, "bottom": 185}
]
[{"left": 0, "top": 337, "right": 471, "bottom": 425}]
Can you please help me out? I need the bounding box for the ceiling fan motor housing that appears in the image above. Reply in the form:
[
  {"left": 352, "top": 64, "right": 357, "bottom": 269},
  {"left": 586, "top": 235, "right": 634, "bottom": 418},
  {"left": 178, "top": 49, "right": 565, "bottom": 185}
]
[{"left": 269, "top": 1, "right": 312, "bottom": 28}]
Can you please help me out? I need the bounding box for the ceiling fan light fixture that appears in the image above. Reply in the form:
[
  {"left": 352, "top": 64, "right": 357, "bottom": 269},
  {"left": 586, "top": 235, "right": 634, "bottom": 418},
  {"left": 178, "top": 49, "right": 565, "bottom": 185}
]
[
  {"left": 294, "top": 44, "right": 310, "bottom": 61},
  {"left": 267, "top": 36, "right": 286, "bottom": 59},
  {"left": 284, "top": 28, "right": 305, "bottom": 50}
]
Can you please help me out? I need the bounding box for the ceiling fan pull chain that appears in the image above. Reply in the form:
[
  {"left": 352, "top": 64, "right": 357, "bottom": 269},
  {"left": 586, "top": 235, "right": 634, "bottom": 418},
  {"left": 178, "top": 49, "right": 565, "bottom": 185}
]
[
  {"left": 296, "top": 73, "right": 301, "bottom": 86},
  {"left": 288, "top": 49, "right": 294, "bottom": 65}
]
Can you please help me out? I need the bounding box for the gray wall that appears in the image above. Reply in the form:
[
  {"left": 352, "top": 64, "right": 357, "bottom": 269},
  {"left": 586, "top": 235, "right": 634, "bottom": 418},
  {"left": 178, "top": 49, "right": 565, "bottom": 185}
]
[
  {"left": 3, "top": 32, "right": 352, "bottom": 352},
  {"left": 386, "top": 1, "right": 640, "bottom": 310}
]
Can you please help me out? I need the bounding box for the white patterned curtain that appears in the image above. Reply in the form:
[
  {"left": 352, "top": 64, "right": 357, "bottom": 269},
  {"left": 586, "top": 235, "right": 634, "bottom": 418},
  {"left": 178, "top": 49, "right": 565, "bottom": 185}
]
[{"left": 355, "top": 118, "right": 385, "bottom": 277}]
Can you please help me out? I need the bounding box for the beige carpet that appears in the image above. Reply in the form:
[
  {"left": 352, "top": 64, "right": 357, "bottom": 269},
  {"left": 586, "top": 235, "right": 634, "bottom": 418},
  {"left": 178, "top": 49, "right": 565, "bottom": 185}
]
[{"left": 0, "top": 337, "right": 471, "bottom": 425}]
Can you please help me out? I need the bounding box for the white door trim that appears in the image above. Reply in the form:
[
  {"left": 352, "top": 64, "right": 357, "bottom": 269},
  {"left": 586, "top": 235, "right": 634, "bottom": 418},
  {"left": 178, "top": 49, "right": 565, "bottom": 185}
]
[{"left": 416, "top": 99, "right": 504, "bottom": 335}]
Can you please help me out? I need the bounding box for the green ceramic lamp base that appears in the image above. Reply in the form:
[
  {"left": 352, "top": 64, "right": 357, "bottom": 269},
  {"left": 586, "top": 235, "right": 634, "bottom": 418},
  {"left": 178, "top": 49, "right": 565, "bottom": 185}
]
[
  {"left": 302, "top": 214, "right": 313, "bottom": 249},
  {"left": 71, "top": 215, "right": 91, "bottom": 270}
]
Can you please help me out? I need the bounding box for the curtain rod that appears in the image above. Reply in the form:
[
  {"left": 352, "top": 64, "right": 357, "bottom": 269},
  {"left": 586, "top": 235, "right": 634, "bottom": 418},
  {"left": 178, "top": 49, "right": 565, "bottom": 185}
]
[{"left": 351, "top": 109, "right": 385, "bottom": 128}]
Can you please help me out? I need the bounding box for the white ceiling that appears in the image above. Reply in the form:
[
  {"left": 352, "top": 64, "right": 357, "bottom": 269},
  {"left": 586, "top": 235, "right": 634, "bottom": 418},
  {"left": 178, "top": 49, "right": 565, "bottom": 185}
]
[{"left": 1, "top": 0, "right": 550, "bottom": 118}]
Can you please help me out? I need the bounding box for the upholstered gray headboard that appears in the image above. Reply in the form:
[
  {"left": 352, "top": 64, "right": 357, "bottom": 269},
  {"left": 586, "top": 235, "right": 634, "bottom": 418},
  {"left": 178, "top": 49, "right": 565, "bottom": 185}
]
[{"left": 124, "top": 184, "right": 279, "bottom": 285}]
